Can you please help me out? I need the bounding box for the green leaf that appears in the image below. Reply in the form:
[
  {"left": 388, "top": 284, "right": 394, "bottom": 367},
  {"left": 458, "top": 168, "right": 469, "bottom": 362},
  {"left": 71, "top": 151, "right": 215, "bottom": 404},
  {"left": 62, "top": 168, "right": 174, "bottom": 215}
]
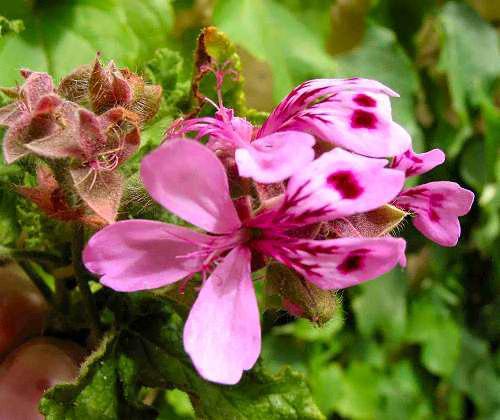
[
  {"left": 437, "top": 2, "right": 500, "bottom": 122},
  {"left": 42, "top": 293, "right": 324, "bottom": 420},
  {"left": 378, "top": 361, "right": 432, "bottom": 420},
  {"left": 335, "top": 362, "right": 381, "bottom": 419},
  {"left": 335, "top": 23, "right": 423, "bottom": 148},
  {"left": 40, "top": 333, "right": 157, "bottom": 420},
  {"left": 407, "top": 295, "right": 461, "bottom": 377},
  {"left": 0, "top": 0, "right": 173, "bottom": 85},
  {"left": 309, "top": 363, "right": 344, "bottom": 416},
  {"left": 0, "top": 187, "right": 19, "bottom": 246},
  {"left": 213, "top": 0, "right": 335, "bottom": 101},
  {"left": 352, "top": 270, "right": 407, "bottom": 342},
  {"left": 0, "top": 15, "right": 24, "bottom": 36},
  {"left": 451, "top": 331, "right": 500, "bottom": 417}
]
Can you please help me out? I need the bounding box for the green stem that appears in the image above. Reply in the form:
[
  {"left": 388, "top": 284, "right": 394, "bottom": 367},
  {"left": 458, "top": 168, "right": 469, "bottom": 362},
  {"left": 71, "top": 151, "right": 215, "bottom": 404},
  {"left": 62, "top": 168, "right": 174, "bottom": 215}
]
[
  {"left": 0, "top": 246, "right": 62, "bottom": 264},
  {"left": 71, "top": 223, "right": 102, "bottom": 345}
]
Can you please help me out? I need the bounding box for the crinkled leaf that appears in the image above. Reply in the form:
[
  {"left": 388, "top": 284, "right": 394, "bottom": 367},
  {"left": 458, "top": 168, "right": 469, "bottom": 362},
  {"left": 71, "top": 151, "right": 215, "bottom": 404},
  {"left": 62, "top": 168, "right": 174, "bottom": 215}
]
[
  {"left": 40, "top": 333, "right": 157, "bottom": 420},
  {"left": 42, "top": 293, "right": 324, "bottom": 420},
  {"left": 0, "top": 1, "right": 173, "bottom": 85}
]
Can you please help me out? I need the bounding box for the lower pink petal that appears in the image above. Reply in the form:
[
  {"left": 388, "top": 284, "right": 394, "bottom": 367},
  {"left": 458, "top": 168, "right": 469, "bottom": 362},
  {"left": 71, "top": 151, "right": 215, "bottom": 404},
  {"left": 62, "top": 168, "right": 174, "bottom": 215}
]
[
  {"left": 257, "top": 236, "right": 406, "bottom": 290},
  {"left": 183, "top": 246, "right": 260, "bottom": 385},
  {"left": 257, "top": 148, "right": 405, "bottom": 227},
  {"left": 235, "top": 131, "right": 315, "bottom": 183},
  {"left": 83, "top": 220, "right": 216, "bottom": 291}
]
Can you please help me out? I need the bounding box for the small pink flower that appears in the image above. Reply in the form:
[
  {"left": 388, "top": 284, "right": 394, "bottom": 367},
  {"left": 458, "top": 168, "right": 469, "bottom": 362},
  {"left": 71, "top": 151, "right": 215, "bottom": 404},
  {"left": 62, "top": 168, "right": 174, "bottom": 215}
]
[
  {"left": 390, "top": 146, "right": 474, "bottom": 247},
  {"left": 394, "top": 182, "right": 474, "bottom": 247},
  {"left": 173, "top": 107, "right": 316, "bottom": 183},
  {"left": 170, "top": 78, "right": 411, "bottom": 183},
  {"left": 83, "top": 139, "right": 406, "bottom": 384}
]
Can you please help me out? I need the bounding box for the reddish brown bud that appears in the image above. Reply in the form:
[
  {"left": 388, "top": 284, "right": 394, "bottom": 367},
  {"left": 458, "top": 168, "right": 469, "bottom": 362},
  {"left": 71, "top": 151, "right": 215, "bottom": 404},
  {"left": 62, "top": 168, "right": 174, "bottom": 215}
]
[
  {"left": 57, "top": 64, "right": 92, "bottom": 104},
  {"left": 86, "top": 56, "right": 161, "bottom": 123}
]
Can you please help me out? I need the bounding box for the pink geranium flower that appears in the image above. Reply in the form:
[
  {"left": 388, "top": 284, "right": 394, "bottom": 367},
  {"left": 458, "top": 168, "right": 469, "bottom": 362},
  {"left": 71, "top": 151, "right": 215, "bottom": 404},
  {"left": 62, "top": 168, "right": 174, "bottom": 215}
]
[
  {"left": 83, "top": 139, "right": 406, "bottom": 384},
  {"left": 258, "top": 78, "right": 411, "bottom": 158},
  {"left": 170, "top": 78, "right": 411, "bottom": 183},
  {"left": 172, "top": 106, "right": 316, "bottom": 183},
  {"left": 391, "top": 146, "right": 474, "bottom": 246}
]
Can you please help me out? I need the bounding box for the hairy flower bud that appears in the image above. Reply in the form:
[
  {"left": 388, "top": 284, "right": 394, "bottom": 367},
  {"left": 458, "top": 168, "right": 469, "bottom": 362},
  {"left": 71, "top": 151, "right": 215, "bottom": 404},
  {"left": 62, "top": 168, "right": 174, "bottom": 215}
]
[
  {"left": 0, "top": 263, "right": 49, "bottom": 359},
  {"left": 57, "top": 64, "right": 92, "bottom": 104},
  {"left": 265, "top": 262, "right": 338, "bottom": 325},
  {"left": 85, "top": 56, "right": 162, "bottom": 123}
]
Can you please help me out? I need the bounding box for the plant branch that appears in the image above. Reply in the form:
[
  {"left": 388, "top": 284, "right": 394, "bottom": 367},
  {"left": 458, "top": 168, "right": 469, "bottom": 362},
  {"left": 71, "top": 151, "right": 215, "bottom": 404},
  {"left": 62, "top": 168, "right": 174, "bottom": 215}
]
[
  {"left": 71, "top": 223, "right": 102, "bottom": 345},
  {"left": 18, "top": 260, "right": 54, "bottom": 305}
]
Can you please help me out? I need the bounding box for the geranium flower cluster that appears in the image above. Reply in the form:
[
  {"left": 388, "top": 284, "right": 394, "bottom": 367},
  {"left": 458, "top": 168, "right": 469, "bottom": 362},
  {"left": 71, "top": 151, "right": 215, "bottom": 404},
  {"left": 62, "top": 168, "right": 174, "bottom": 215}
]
[
  {"left": 0, "top": 59, "right": 162, "bottom": 224},
  {"left": 83, "top": 77, "right": 474, "bottom": 384}
]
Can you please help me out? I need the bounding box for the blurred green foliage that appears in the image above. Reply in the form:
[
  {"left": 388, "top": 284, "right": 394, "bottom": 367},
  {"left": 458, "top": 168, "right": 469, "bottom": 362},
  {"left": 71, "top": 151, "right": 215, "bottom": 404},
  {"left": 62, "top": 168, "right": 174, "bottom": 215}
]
[{"left": 0, "top": 0, "right": 499, "bottom": 419}]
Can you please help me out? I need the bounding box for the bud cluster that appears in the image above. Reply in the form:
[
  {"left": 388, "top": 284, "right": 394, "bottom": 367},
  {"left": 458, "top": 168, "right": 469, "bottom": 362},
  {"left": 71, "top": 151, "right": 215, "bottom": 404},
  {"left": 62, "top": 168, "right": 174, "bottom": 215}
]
[{"left": 0, "top": 57, "right": 163, "bottom": 224}]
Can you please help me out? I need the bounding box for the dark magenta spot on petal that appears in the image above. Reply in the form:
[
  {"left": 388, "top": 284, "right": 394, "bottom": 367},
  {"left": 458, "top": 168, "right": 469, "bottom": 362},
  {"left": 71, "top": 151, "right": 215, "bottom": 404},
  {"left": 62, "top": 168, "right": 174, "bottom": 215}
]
[
  {"left": 338, "top": 254, "right": 364, "bottom": 274},
  {"left": 327, "top": 170, "right": 364, "bottom": 199},
  {"left": 353, "top": 93, "right": 377, "bottom": 107},
  {"left": 429, "top": 209, "right": 440, "bottom": 222},
  {"left": 430, "top": 193, "right": 444, "bottom": 207},
  {"left": 351, "top": 109, "right": 378, "bottom": 129}
]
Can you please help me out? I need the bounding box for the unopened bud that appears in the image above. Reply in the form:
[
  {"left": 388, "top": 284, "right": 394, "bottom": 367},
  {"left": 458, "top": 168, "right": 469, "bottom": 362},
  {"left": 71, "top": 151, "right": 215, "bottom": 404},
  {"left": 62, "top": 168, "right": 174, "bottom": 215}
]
[
  {"left": 265, "top": 262, "right": 338, "bottom": 325},
  {"left": 58, "top": 64, "right": 92, "bottom": 104}
]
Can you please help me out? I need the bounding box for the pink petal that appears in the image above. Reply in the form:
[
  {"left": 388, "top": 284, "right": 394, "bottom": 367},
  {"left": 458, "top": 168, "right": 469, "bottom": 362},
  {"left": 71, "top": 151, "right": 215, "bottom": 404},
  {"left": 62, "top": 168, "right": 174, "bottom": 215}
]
[
  {"left": 255, "top": 148, "right": 405, "bottom": 227},
  {"left": 259, "top": 78, "right": 397, "bottom": 136},
  {"left": 258, "top": 78, "right": 410, "bottom": 158},
  {"left": 183, "top": 246, "right": 260, "bottom": 385},
  {"left": 256, "top": 236, "right": 406, "bottom": 289},
  {"left": 391, "top": 147, "right": 445, "bottom": 177},
  {"left": 141, "top": 139, "right": 241, "bottom": 234},
  {"left": 234, "top": 131, "right": 315, "bottom": 183},
  {"left": 395, "top": 181, "right": 474, "bottom": 246},
  {"left": 83, "top": 220, "right": 216, "bottom": 291},
  {"left": 215, "top": 107, "right": 253, "bottom": 141}
]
